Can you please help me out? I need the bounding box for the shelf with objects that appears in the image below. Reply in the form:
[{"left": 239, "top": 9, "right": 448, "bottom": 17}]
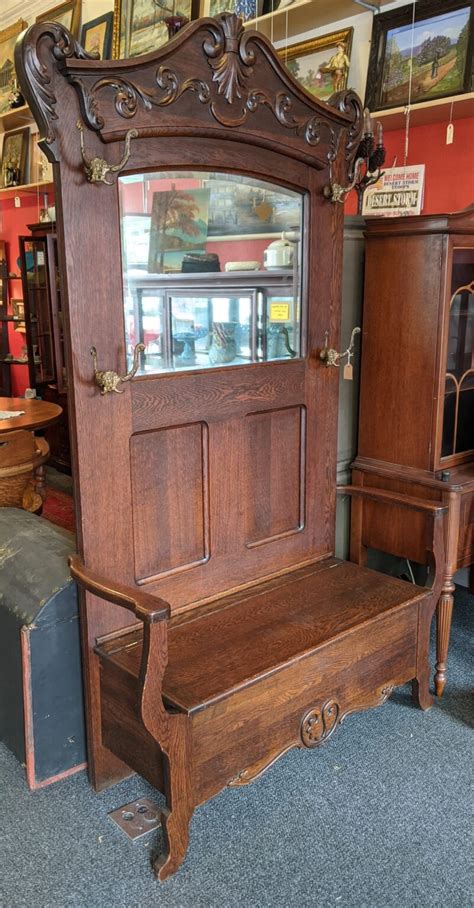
[
  {"left": 0, "top": 243, "right": 12, "bottom": 396},
  {"left": 18, "top": 222, "right": 70, "bottom": 473}
]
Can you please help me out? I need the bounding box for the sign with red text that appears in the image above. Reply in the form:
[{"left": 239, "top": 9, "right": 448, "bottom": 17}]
[{"left": 362, "top": 165, "right": 425, "bottom": 217}]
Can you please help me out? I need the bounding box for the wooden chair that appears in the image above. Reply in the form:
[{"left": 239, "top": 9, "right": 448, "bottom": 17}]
[{"left": 18, "top": 14, "right": 447, "bottom": 879}]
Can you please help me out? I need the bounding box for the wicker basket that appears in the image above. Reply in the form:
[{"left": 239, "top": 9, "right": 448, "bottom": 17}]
[{"left": 0, "top": 430, "right": 49, "bottom": 511}]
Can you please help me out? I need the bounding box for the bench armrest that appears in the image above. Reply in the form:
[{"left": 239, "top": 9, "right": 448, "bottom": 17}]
[
  {"left": 69, "top": 555, "right": 170, "bottom": 624},
  {"left": 338, "top": 486, "right": 448, "bottom": 516},
  {"left": 337, "top": 484, "right": 447, "bottom": 601}
]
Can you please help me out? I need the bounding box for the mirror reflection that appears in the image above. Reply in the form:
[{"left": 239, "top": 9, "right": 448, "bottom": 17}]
[{"left": 118, "top": 172, "right": 304, "bottom": 375}]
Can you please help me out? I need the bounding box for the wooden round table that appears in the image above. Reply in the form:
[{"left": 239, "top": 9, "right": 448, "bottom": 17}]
[
  {"left": 0, "top": 397, "right": 62, "bottom": 434},
  {"left": 0, "top": 397, "right": 63, "bottom": 511}
]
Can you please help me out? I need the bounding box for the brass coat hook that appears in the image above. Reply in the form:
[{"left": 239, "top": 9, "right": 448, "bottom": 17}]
[
  {"left": 77, "top": 121, "right": 138, "bottom": 184},
  {"left": 91, "top": 343, "right": 145, "bottom": 394},
  {"left": 319, "top": 327, "right": 361, "bottom": 368}
]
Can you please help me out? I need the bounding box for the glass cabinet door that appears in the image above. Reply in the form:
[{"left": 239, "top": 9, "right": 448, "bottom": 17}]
[
  {"left": 119, "top": 171, "right": 304, "bottom": 376},
  {"left": 21, "top": 238, "right": 55, "bottom": 386},
  {"left": 441, "top": 247, "right": 474, "bottom": 458}
]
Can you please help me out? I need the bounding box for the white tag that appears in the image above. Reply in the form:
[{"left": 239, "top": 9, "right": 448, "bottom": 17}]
[
  {"left": 14, "top": 196, "right": 21, "bottom": 208},
  {"left": 343, "top": 363, "right": 353, "bottom": 381},
  {"left": 446, "top": 123, "right": 454, "bottom": 145}
]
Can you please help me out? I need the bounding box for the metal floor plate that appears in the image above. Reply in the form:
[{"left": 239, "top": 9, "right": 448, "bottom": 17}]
[{"left": 108, "top": 797, "right": 162, "bottom": 840}]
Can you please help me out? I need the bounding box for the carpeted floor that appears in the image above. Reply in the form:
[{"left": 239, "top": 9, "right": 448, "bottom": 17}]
[
  {"left": 42, "top": 487, "right": 75, "bottom": 532},
  {"left": 1, "top": 588, "right": 473, "bottom": 908}
]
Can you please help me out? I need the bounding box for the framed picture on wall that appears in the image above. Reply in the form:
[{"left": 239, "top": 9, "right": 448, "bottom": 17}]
[
  {"left": 365, "top": 0, "right": 474, "bottom": 111},
  {"left": 200, "top": 0, "right": 264, "bottom": 19},
  {"left": 80, "top": 12, "right": 114, "bottom": 59},
  {"left": 278, "top": 28, "right": 354, "bottom": 101},
  {"left": 113, "top": 0, "right": 200, "bottom": 59},
  {"left": 36, "top": 0, "right": 81, "bottom": 37},
  {"left": 0, "top": 20, "right": 28, "bottom": 115},
  {"left": 0, "top": 127, "right": 30, "bottom": 189},
  {"left": 12, "top": 300, "right": 26, "bottom": 332}
]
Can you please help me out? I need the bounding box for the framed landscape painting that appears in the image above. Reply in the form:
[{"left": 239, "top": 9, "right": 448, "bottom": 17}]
[
  {"left": 279, "top": 28, "right": 353, "bottom": 102},
  {"left": 366, "top": 0, "right": 474, "bottom": 111},
  {"left": 113, "top": 0, "right": 199, "bottom": 58}
]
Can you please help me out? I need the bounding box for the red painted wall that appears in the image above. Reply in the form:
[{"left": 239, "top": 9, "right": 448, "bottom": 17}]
[
  {"left": 345, "top": 116, "right": 474, "bottom": 215},
  {"left": 1, "top": 117, "right": 473, "bottom": 395},
  {"left": 0, "top": 191, "right": 53, "bottom": 396}
]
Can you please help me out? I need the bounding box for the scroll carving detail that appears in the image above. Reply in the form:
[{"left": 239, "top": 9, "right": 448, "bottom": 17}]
[
  {"left": 16, "top": 15, "right": 362, "bottom": 171},
  {"left": 14, "top": 21, "right": 98, "bottom": 145},
  {"left": 301, "top": 699, "right": 339, "bottom": 747}
]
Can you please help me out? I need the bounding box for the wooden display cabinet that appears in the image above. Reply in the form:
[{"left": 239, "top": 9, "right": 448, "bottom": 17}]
[
  {"left": 351, "top": 208, "right": 474, "bottom": 696},
  {"left": 0, "top": 243, "right": 12, "bottom": 397},
  {"left": 19, "top": 223, "right": 70, "bottom": 472}
]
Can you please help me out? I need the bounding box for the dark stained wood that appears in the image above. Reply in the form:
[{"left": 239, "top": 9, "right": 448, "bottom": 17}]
[
  {"left": 130, "top": 423, "right": 209, "bottom": 582},
  {"left": 352, "top": 209, "right": 474, "bottom": 696},
  {"left": 17, "top": 14, "right": 445, "bottom": 879},
  {"left": 98, "top": 558, "right": 428, "bottom": 713}
]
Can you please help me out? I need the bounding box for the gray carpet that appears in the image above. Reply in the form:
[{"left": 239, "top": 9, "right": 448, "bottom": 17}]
[{"left": 1, "top": 588, "right": 473, "bottom": 908}]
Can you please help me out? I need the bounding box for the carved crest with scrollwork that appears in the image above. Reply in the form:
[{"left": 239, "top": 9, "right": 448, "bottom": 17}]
[{"left": 15, "top": 13, "right": 363, "bottom": 174}]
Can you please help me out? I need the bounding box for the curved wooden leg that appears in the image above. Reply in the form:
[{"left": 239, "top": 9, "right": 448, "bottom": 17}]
[
  {"left": 411, "top": 597, "right": 434, "bottom": 711},
  {"left": 435, "top": 577, "right": 455, "bottom": 697},
  {"left": 152, "top": 719, "right": 194, "bottom": 882}
]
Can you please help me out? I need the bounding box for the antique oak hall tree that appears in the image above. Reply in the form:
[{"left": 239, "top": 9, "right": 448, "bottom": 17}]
[{"left": 17, "top": 16, "right": 446, "bottom": 879}]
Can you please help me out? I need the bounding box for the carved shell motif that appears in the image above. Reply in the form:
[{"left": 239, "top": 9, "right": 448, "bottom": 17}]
[{"left": 203, "top": 13, "right": 255, "bottom": 105}]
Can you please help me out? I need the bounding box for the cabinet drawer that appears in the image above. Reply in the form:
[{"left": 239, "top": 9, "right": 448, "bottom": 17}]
[{"left": 193, "top": 603, "right": 419, "bottom": 804}]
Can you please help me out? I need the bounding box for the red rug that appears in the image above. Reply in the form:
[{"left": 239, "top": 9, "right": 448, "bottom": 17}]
[{"left": 42, "top": 487, "right": 75, "bottom": 533}]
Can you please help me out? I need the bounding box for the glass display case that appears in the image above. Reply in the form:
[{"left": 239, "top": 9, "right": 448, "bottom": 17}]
[
  {"left": 19, "top": 225, "right": 70, "bottom": 471},
  {"left": 19, "top": 230, "right": 66, "bottom": 393},
  {"left": 119, "top": 171, "right": 303, "bottom": 376},
  {"left": 442, "top": 247, "right": 474, "bottom": 459}
]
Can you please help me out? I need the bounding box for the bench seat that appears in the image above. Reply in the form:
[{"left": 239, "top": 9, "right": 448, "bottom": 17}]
[{"left": 96, "top": 557, "right": 429, "bottom": 715}]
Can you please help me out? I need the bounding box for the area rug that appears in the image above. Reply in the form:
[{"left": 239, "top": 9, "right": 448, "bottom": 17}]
[{"left": 42, "top": 487, "right": 75, "bottom": 533}]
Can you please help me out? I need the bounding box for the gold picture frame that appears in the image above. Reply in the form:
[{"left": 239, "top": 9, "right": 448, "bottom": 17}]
[
  {"left": 0, "top": 19, "right": 28, "bottom": 114},
  {"left": 112, "top": 0, "right": 200, "bottom": 59},
  {"left": 36, "top": 0, "right": 81, "bottom": 38},
  {"left": 1, "top": 127, "right": 30, "bottom": 189},
  {"left": 278, "top": 28, "right": 353, "bottom": 102},
  {"left": 12, "top": 299, "right": 26, "bottom": 332}
]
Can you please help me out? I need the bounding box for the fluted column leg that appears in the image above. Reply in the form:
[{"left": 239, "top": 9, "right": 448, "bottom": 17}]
[{"left": 434, "top": 575, "right": 455, "bottom": 697}]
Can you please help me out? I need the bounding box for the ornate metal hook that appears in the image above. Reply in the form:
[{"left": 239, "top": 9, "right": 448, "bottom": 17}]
[
  {"left": 319, "top": 326, "right": 360, "bottom": 367},
  {"left": 77, "top": 121, "right": 138, "bottom": 184},
  {"left": 91, "top": 343, "right": 145, "bottom": 394},
  {"left": 323, "top": 158, "right": 365, "bottom": 204}
]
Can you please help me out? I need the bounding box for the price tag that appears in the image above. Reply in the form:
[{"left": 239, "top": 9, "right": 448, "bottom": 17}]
[
  {"left": 446, "top": 123, "right": 454, "bottom": 145},
  {"left": 343, "top": 362, "right": 353, "bottom": 381}
]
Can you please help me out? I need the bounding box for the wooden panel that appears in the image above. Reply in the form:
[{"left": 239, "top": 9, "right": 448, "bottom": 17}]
[
  {"left": 245, "top": 405, "right": 305, "bottom": 547},
  {"left": 357, "top": 473, "right": 440, "bottom": 565},
  {"left": 458, "top": 491, "right": 474, "bottom": 565},
  {"left": 358, "top": 233, "right": 443, "bottom": 471},
  {"left": 192, "top": 605, "right": 418, "bottom": 803},
  {"left": 130, "top": 423, "right": 209, "bottom": 582},
  {"left": 132, "top": 362, "right": 306, "bottom": 431}
]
